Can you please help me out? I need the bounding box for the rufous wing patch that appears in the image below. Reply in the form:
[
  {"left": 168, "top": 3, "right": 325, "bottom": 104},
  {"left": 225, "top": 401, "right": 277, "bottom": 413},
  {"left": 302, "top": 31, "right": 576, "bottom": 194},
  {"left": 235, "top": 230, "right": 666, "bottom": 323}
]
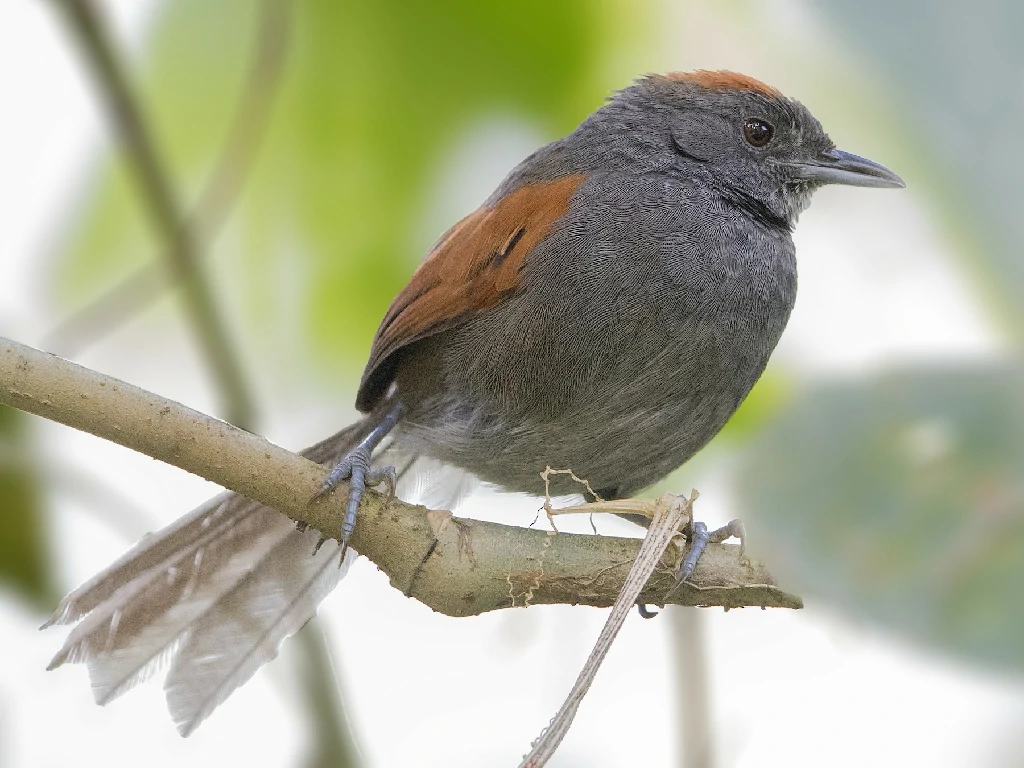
[
  {"left": 664, "top": 70, "right": 782, "bottom": 98},
  {"left": 356, "top": 173, "right": 586, "bottom": 411}
]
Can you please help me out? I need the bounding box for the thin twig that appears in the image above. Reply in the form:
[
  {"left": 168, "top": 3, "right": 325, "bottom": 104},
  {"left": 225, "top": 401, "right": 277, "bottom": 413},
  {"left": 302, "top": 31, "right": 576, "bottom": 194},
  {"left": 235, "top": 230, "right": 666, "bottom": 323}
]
[
  {"left": 53, "top": 0, "right": 257, "bottom": 429},
  {"left": 539, "top": 465, "right": 606, "bottom": 531}
]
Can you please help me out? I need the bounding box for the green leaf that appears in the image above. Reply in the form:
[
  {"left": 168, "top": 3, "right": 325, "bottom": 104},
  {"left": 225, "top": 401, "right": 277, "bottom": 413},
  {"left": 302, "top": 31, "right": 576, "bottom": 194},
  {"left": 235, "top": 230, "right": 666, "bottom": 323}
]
[
  {"left": 0, "top": 405, "right": 53, "bottom": 609},
  {"left": 737, "top": 363, "right": 1024, "bottom": 671}
]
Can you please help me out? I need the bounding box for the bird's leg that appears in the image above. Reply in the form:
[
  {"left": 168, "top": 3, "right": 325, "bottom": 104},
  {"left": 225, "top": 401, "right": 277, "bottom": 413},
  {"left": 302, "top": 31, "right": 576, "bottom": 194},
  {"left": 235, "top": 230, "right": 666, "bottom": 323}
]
[
  {"left": 675, "top": 518, "right": 745, "bottom": 585},
  {"left": 310, "top": 402, "right": 406, "bottom": 557}
]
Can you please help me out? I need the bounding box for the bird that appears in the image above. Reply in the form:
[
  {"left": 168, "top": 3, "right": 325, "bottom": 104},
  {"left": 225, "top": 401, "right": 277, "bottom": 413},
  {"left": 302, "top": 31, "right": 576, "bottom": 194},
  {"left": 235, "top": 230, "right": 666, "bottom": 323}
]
[{"left": 44, "top": 70, "right": 904, "bottom": 735}]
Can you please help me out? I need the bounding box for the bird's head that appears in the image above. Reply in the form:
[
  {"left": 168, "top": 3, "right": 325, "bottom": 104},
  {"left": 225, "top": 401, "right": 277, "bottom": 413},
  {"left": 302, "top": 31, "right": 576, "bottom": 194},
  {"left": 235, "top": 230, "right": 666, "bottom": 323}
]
[{"left": 601, "top": 70, "right": 904, "bottom": 229}]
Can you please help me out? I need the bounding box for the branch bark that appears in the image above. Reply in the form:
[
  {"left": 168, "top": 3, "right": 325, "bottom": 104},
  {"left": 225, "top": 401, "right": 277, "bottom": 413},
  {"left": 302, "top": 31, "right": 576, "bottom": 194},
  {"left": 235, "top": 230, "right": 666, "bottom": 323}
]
[{"left": 0, "top": 336, "right": 802, "bottom": 614}]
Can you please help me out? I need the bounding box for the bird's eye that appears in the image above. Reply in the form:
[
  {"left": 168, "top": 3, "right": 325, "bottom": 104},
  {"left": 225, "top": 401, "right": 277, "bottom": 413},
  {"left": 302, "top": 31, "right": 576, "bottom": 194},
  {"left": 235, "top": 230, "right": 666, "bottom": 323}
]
[{"left": 743, "top": 118, "right": 774, "bottom": 148}]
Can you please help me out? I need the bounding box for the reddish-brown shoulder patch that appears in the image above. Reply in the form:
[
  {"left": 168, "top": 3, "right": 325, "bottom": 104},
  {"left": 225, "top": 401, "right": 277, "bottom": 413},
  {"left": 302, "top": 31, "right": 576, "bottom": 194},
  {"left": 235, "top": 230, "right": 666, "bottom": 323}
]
[
  {"left": 664, "top": 70, "right": 782, "bottom": 98},
  {"left": 356, "top": 174, "right": 586, "bottom": 411}
]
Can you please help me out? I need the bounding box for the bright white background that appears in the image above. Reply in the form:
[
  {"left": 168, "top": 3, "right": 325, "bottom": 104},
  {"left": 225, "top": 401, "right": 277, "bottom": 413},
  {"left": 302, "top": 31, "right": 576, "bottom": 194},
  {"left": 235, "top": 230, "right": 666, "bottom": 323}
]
[{"left": 1, "top": 1, "right": 1021, "bottom": 767}]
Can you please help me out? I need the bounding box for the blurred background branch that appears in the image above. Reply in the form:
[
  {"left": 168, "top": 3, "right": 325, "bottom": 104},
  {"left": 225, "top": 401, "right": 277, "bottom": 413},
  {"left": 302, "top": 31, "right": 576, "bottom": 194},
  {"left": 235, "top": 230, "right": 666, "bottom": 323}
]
[
  {"left": 671, "top": 606, "right": 715, "bottom": 768},
  {"left": 52, "top": 0, "right": 256, "bottom": 428},
  {"left": 0, "top": 405, "right": 53, "bottom": 611},
  {"left": 44, "top": 0, "right": 293, "bottom": 360},
  {"left": 293, "top": 623, "right": 364, "bottom": 768},
  {"left": 41, "top": 3, "right": 358, "bottom": 764}
]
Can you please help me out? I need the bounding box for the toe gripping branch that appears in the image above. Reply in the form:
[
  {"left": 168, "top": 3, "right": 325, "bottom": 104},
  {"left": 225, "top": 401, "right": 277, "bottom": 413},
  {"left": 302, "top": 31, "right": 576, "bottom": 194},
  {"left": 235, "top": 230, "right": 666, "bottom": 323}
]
[
  {"left": 637, "top": 517, "right": 746, "bottom": 619},
  {"left": 310, "top": 403, "right": 406, "bottom": 557},
  {"left": 676, "top": 518, "right": 746, "bottom": 585}
]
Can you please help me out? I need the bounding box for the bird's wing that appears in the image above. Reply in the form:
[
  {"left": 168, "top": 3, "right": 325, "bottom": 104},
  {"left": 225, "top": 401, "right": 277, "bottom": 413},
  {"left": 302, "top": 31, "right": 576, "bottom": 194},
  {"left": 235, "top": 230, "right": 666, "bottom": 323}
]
[{"left": 355, "top": 173, "right": 585, "bottom": 411}]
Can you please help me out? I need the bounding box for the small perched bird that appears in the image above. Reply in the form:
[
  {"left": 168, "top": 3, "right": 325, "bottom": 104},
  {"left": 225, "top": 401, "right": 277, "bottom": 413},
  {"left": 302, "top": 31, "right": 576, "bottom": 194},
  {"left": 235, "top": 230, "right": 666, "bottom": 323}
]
[{"left": 45, "top": 71, "right": 903, "bottom": 735}]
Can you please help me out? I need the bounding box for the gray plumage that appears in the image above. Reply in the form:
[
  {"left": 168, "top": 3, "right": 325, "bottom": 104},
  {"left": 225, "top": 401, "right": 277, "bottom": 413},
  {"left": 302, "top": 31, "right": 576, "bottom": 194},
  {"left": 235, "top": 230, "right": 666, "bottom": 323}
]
[
  {"left": 392, "top": 75, "right": 823, "bottom": 496},
  {"left": 395, "top": 172, "right": 797, "bottom": 497}
]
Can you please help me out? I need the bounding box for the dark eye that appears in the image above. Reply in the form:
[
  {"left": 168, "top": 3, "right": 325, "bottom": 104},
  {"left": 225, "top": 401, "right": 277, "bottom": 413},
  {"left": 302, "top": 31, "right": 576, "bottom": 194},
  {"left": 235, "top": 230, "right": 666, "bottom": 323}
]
[{"left": 743, "top": 118, "right": 774, "bottom": 148}]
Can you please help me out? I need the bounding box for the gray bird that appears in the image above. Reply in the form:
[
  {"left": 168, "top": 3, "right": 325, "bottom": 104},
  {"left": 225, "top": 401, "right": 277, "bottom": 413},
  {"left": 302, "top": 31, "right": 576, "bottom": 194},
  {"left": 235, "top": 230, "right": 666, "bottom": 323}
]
[{"left": 45, "top": 70, "right": 904, "bottom": 735}]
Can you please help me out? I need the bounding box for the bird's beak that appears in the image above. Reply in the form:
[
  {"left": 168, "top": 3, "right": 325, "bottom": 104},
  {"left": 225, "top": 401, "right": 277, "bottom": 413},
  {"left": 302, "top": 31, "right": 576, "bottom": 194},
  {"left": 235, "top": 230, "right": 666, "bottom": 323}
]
[{"left": 784, "top": 148, "right": 905, "bottom": 189}]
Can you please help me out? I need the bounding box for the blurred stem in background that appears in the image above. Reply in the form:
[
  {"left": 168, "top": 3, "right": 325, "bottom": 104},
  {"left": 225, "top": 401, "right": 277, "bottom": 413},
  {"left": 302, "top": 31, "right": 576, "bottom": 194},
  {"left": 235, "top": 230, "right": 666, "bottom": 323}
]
[
  {"left": 53, "top": 0, "right": 256, "bottom": 429},
  {"left": 294, "top": 620, "right": 364, "bottom": 768},
  {"left": 44, "top": 0, "right": 293, "bottom": 360},
  {"left": 670, "top": 607, "right": 715, "bottom": 768},
  {"left": 47, "top": 0, "right": 361, "bottom": 763},
  {"left": 0, "top": 405, "right": 53, "bottom": 611}
]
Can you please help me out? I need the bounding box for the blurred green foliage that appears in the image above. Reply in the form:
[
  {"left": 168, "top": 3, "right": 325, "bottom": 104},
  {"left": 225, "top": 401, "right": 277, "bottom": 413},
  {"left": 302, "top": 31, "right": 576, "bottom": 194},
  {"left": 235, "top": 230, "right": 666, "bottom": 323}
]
[
  {"left": 0, "top": 406, "right": 52, "bottom": 609},
  {"left": 731, "top": 0, "right": 1024, "bottom": 674},
  {"left": 818, "top": 0, "right": 1024, "bottom": 339},
  {"left": 739, "top": 365, "right": 1024, "bottom": 671},
  {"left": 716, "top": 369, "right": 793, "bottom": 443}
]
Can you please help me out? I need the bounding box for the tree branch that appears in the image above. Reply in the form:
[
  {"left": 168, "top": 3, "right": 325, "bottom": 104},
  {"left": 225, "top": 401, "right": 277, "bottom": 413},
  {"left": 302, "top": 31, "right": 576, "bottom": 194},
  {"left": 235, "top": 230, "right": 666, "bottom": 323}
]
[{"left": 0, "top": 336, "right": 802, "bottom": 614}]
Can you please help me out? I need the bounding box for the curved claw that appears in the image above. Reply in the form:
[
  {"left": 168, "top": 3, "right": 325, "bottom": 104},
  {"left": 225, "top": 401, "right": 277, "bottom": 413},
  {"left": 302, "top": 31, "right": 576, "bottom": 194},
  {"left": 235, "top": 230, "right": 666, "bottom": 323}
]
[
  {"left": 710, "top": 519, "right": 746, "bottom": 556},
  {"left": 636, "top": 601, "right": 660, "bottom": 619}
]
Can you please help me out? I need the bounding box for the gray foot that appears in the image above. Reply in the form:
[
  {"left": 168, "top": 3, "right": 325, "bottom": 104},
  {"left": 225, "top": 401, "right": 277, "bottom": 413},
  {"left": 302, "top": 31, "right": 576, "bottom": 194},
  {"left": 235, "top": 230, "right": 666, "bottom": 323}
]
[
  {"left": 311, "top": 445, "right": 397, "bottom": 557},
  {"left": 675, "top": 518, "right": 745, "bottom": 585},
  {"left": 309, "top": 403, "right": 405, "bottom": 557}
]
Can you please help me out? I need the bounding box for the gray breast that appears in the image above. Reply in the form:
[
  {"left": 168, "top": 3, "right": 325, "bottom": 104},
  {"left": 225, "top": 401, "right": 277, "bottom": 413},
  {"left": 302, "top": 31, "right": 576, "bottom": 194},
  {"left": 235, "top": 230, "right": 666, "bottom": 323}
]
[{"left": 397, "top": 174, "right": 797, "bottom": 497}]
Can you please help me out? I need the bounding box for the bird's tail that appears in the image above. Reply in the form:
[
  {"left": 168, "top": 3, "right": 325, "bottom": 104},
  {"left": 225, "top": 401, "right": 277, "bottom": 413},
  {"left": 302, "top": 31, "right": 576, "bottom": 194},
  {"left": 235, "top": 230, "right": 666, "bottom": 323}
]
[{"left": 44, "top": 416, "right": 376, "bottom": 736}]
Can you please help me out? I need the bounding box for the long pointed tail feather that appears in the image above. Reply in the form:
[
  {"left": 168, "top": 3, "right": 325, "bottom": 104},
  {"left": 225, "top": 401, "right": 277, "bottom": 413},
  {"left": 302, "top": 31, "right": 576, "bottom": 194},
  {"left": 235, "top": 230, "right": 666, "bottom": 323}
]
[
  {"left": 43, "top": 491, "right": 249, "bottom": 628},
  {"left": 45, "top": 416, "right": 378, "bottom": 732},
  {"left": 48, "top": 495, "right": 266, "bottom": 669},
  {"left": 166, "top": 527, "right": 352, "bottom": 735},
  {"left": 64, "top": 504, "right": 295, "bottom": 706}
]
